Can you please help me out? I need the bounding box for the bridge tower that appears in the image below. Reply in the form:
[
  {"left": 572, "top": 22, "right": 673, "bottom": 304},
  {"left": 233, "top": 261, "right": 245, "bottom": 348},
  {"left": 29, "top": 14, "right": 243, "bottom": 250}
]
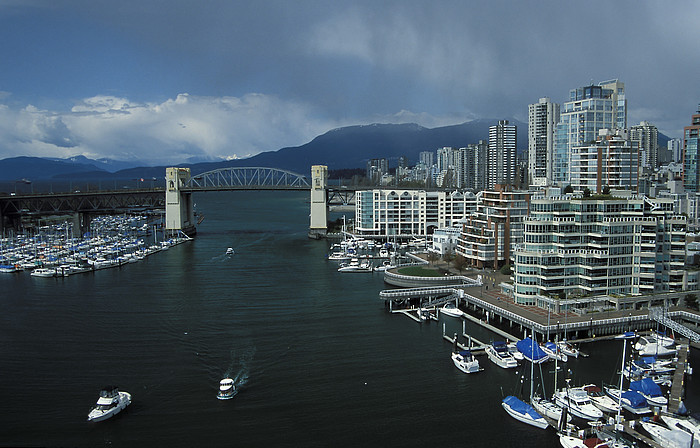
[
  {"left": 165, "top": 167, "right": 197, "bottom": 237},
  {"left": 308, "top": 165, "right": 328, "bottom": 239}
]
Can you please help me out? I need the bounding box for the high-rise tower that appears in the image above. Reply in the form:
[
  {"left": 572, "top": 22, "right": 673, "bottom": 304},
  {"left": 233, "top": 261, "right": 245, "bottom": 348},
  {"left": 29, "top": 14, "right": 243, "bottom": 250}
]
[
  {"left": 528, "top": 97, "right": 560, "bottom": 187},
  {"left": 487, "top": 120, "right": 517, "bottom": 189},
  {"left": 683, "top": 104, "right": 700, "bottom": 192}
]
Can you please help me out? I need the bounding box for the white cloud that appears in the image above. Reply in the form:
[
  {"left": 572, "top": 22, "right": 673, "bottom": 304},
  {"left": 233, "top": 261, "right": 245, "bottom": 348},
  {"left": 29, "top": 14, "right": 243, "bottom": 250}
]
[
  {"left": 0, "top": 93, "right": 340, "bottom": 165},
  {"left": 0, "top": 92, "right": 470, "bottom": 166}
]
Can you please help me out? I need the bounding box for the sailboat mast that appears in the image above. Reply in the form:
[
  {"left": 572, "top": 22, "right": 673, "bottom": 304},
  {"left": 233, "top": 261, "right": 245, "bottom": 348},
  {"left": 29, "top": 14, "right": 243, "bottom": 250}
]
[{"left": 616, "top": 338, "right": 626, "bottom": 424}]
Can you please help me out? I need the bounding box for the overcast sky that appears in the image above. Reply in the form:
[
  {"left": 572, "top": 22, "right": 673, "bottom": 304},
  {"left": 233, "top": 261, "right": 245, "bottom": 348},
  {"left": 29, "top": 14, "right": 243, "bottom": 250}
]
[{"left": 0, "top": 0, "right": 698, "bottom": 165}]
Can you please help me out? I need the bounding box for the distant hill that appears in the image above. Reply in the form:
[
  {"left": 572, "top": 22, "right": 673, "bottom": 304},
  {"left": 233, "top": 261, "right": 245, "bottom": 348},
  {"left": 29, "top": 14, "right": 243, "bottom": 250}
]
[{"left": 1, "top": 119, "right": 672, "bottom": 182}]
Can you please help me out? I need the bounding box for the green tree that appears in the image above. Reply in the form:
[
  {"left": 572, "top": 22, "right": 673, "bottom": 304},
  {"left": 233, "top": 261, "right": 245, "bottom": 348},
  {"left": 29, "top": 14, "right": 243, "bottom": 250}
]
[
  {"left": 564, "top": 184, "right": 574, "bottom": 194},
  {"left": 499, "top": 263, "right": 512, "bottom": 275},
  {"left": 685, "top": 293, "right": 699, "bottom": 311},
  {"left": 602, "top": 185, "right": 611, "bottom": 195},
  {"left": 443, "top": 250, "right": 455, "bottom": 269},
  {"left": 583, "top": 187, "right": 591, "bottom": 198}
]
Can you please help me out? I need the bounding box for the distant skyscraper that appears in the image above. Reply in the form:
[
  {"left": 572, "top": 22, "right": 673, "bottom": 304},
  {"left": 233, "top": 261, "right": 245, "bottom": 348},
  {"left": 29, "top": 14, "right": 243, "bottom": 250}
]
[
  {"left": 487, "top": 120, "right": 517, "bottom": 189},
  {"left": 419, "top": 151, "right": 434, "bottom": 168},
  {"left": 630, "top": 121, "right": 658, "bottom": 169},
  {"left": 668, "top": 138, "right": 683, "bottom": 164},
  {"left": 458, "top": 140, "right": 488, "bottom": 191},
  {"left": 553, "top": 80, "right": 624, "bottom": 185},
  {"left": 528, "top": 97, "right": 560, "bottom": 187},
  {"left": 570, "top": 129, "right": 638, "bottom": 193},
  {"left": 683, "top": 104, "right": 700, "bottom": 192}
]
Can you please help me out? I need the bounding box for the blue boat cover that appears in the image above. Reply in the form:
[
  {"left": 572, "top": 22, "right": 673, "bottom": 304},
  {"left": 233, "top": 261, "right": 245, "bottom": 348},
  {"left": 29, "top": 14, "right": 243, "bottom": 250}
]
[
  {"left": 640, "top": 356, "right": 657, "bottom": 365},
  {"left": 516, "top": 338, "right": 548, "bottom": 362},
  {"left": 503, "top": 395, "right": 543, "bottom": 420},
  {"left": 621, "top": 390, "right": 648, "bottom": 408},
  {"left": 544, "top": 341, "right": 557, "bottom": 350},
  {"left": 629, "top": 378, "right": 662, "bottom": 398}
]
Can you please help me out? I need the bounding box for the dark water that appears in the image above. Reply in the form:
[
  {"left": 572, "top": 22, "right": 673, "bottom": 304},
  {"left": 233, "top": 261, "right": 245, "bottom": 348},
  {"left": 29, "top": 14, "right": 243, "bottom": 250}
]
[{"left": 1, "top": 190, "right": 698, "bottom": 447}]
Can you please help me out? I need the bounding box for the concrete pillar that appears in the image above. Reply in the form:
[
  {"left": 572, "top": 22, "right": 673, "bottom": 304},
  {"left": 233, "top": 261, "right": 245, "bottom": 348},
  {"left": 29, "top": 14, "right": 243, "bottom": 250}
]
[
  {"left": 165, "top": 167, "right": 196, "bottom": 237},
  {"left": 308, "top": 165, "right": 328, "bottom": 239}
]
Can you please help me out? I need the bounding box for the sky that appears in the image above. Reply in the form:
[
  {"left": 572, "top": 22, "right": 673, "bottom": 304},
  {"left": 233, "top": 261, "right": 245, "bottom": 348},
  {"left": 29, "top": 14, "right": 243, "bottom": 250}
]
[{"left": 0, "top": 0, "right": 699, "bottom": 166}]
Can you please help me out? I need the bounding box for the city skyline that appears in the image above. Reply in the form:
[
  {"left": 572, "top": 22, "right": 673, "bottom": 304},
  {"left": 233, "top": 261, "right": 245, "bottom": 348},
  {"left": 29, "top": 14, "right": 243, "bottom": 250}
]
[{"left": 0, "top": 1, "right": 698, "bottom": 165}]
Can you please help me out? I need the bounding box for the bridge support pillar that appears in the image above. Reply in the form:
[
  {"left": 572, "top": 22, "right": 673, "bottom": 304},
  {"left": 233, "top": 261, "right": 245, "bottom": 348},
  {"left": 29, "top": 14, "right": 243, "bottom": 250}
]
[
  {"left": 308, "top": 165, "right": 328, "bottom": 239},
  {"left": 165, "top": 167, "right": 197, "bottom": 237}
]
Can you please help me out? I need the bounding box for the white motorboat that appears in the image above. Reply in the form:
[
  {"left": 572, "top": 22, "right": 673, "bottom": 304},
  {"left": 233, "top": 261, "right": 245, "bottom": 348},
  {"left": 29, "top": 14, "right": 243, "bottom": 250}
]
[
  {"left": 603, "top": 387, "right": 651, "bottom": 415},
  {"left": 373, "top": 260, "right": 395, "bottom": 272},
  {"left": 217, "top": 378, "right": 237, "bottom": 400},
  {"left": 553, "top": 387, "right": 604, "bottom": 421},
  {"left": 541, "top": 341, "right": 568, "bottom": 363},
  {"left": 634, "top": 336, "right": 677, "bottom": 357},
  {"left": 439, "top": 302, "right": 464, "bottom": 318},
  {"left": 485, "top": 341, "right": 518, "bottom": 369},
  {"left": 87, "top": 386, "right": 131, "bottom": 422},
  {"left": 226, "top": 247, "right": 235, "bottom": 255},
  {"left": 557, "top": 340, "right": 580, "bottom": 358},
  {"left": 451, "top": 349, "right": 481, "bottom": 374},
  {"left": 327, "top": 251, "right": 350, "bottom": 261},
  {"left": 337, "top": 258, "right": 372, "bottom": 273},
  {"left": 502, "top": 395, "right": 548, "bottom": 429},
  {"left": 30, "top": 267, "right": 57, "bottom": 277},
  {"left": 0, "top": 264, "right": 19, "bottom": 273},
  {"left": 507, "top": 342, "right": 524, "bottom": 361},
  {"left": 638, "top": 420, "right": 698, "bottom": 448},
  {"left": 580, "top": 384, "right": 622, "bottom": 414},
  {"left": 660, "top": 414, "right": 700, "bottom": 442}
]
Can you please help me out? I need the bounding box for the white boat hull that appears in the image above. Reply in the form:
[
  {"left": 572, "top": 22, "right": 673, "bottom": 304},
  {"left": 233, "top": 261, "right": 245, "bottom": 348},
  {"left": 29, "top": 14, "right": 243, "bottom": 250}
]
[
  {"left": 87, "top": 391, "right": 131, "bottom": 422},
  {"left": 451, "top": 352, "right": 480, "bottom": 374},
  {"left": 502, "top": 397, "right": 549, "bottom": 429}
]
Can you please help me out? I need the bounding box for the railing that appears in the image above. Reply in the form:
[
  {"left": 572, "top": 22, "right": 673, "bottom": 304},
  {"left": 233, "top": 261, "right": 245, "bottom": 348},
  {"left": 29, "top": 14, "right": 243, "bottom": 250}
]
[
  {"left": 649, "top": 307, "right": 700, "bottom": 343},
  {"left": 186, "top": 167, "right": 309, "bottom": 189}
]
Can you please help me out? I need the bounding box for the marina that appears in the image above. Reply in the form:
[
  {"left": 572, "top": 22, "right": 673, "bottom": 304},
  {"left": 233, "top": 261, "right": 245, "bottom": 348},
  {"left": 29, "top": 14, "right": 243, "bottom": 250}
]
[{"left": 1, "top": 190, "right": 699, "bottom": 447}]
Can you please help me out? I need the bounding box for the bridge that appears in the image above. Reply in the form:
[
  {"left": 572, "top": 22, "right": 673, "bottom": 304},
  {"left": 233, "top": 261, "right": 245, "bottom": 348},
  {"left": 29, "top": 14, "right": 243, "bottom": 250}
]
[{"left": 0, "top": 165, "right": 345, "bottom": 238}]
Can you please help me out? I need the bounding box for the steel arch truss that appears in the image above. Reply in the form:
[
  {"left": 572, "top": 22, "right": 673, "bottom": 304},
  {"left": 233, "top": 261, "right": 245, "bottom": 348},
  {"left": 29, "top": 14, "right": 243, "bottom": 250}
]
[{"left": 186, "top": 167, "right": 309, "bottom": 190}]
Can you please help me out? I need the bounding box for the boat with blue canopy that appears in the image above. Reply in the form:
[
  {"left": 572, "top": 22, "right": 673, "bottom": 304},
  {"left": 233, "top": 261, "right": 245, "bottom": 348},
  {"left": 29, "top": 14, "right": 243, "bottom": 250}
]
[{"left": 516, "top": 337, "right": 549, "bottom": 364}]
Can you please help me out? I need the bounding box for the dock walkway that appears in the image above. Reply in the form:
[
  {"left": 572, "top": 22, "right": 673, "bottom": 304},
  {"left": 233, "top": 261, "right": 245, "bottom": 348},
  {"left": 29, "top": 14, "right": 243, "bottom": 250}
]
[{"left": 668, "top": 339, "right": 690, "bottom": 414}]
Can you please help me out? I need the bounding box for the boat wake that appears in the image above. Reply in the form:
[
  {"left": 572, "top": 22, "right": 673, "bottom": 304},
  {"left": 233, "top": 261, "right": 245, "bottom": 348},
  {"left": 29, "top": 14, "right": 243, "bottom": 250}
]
[{"left": 224, "top": 346, "right": 256, "bottom": 389}]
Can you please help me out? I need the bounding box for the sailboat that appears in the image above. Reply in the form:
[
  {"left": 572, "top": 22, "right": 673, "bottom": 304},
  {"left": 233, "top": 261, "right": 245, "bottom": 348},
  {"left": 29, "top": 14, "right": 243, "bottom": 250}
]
[{"left": 502, "top": 331, "right": 548, "bottom": 429}]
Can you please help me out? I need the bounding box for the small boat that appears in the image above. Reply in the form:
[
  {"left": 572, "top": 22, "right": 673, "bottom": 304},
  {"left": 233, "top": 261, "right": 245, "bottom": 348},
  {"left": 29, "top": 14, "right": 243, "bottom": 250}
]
[
  {"left": 541, "top": 341, "right": 568, "bottom": 363},
  {"left": 516, "top": 337, "right": 549, "bottom": 364},
  {"left": 30, "top": 267, "right": 57, "bottom": 278},
  {"left": 226, "top": 247, "right": 235, "bottom": 255},
  {"left": 485, "top": 341, "right": 518, "bottom": 369},
  {"left": 439, "top": 302, "right": 464, "bottom": 318},
  {"left": 559, "top": 434, "right": 616, "bottom": 448},
  {"left": 660, "top": 414, "right": 700, "bottom": 442},
  {"left": 451, "top": 349, "right": 481, "bottom": 374},
  {"left": 327, "top": 251, "right": 350, "bottom": 261},
  {"left": 553, "top": 387, "right": 604, "bottom": 421},
  {"left": 557, "top": 340, "right": 580, "bottom": 358},
  {"left": 373, "top": 260, "right": 395, "bottom": 272},
  {"left": 501, "top": 395, "right": 548, "bottom": 429},
  {"left": 638, "top": 421, "right": 697, "bottom": 448},
  {"left": 0, "top": 264, "right": 19, "bottom": 273},
  {"left": 87, "top": 386, "right": 131, "bottom": 422},
  {"left": 507, "top": 342, "right": 524, "bottom": 361},
  {"left": 634, "top": 336, "right": 676, "bottom": 357},
  {"left": 628, "top": 378, "right": 668, "bottom": 407},
  {"left": 217, "top": 378, "right": 237, "bottom": 400},
  {"left": 580, "top": 384, "right": 622, "bottom": 414},
  {"left": 337, "top": 258, "right": 372, "bottom": 273},
  {"left": 626, "top": 356, "right": 675, "bottom": 378},
  {"left": 603, "top": 387, "right": 651, "bottom": 415},
  {"left": 531, "top": 394, "right": 571, "bottom": 424}
]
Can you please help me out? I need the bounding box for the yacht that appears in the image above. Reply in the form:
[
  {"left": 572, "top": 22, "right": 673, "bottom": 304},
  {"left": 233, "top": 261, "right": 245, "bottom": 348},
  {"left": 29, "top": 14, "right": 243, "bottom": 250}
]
[
  {"left": 557, "top": 340, "right": 580, "bottom": 358},
  {"left": 337, "top": 258, "right": 372, "bottom": 273},
  {"left": 373, "top": 260, "right": 395, "bottom": 272},
  {"left": 541, "top": 341, "right": 568, "bottom": 363},
  {"left": 553, "top": 387, "right": 604, "bottom": 421},
  {"left": 516, "top": 337, "right": 549, "bottom": 364},
  {"left": 439, "top": 302, "right": 464, "bottom": 318},
  {"left": 87, "top": 386, "right": 131, "bottom": 422},
  {"left": 217, "top": 378, "right": 237, "bottom": 400},
  {"left": 485, "top": 341, "right": 518, "bottom": 369},
  {"left": 634, "top": 336, "right": 677, "bottom": 357},
  {"left": 629, "top": 378, "right": 668, "bottom": 407},
  {"left": 531, "top": 394, "right": 571, "bottom": 424},
  {"left": 501, "top": 395, "right": 548, "bottom": 429},
  {"left": 451, "top": 349, "right": 481, "bottom": 374},
  {"left": 580, "top": 384, "right": 622, "bottom": 414},
  {"left": 30, "top": 267, "right": 57, "bottom": 277},
  {"left": 603, "top": 387, "right": 651, "bottom": 415},
  {"left": 638, "top": 421, "right": 697, "bottom": 448},
  {"left": 226, "top": 247, "right": 235, "bottom": 255}
]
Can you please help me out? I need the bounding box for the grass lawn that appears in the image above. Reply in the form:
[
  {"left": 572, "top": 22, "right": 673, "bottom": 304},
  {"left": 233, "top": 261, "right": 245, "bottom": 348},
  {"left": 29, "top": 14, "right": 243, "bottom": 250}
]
[{"left": 396, "top": 265, "right": 443, "bottom": 277}]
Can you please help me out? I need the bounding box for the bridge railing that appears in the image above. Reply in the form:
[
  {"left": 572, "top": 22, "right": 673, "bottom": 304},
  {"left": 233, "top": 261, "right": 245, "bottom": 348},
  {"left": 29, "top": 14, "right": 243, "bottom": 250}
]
[{"left": 186, "top": 167, "right": 309, "bottom": 189}]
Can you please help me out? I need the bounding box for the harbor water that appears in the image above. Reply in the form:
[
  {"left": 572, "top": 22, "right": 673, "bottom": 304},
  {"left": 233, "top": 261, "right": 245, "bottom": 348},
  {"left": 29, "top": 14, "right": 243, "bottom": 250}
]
[{"left": 1, "top": 190, "right": 698, "bottom": 447}]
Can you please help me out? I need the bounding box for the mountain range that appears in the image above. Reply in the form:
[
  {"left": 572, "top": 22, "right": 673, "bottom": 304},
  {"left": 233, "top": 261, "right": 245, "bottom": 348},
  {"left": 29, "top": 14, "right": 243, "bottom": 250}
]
[{"left": 0, "top": 118, "right": 670, "bottom": 182}]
